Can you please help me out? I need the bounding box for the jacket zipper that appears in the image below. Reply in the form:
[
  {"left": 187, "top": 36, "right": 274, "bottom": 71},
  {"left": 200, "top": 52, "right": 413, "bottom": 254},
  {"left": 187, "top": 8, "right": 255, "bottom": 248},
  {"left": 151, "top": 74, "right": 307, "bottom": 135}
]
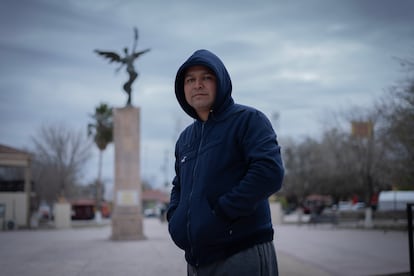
[{"left": 187, "top": 122, "right": 205, "bottom": 267}]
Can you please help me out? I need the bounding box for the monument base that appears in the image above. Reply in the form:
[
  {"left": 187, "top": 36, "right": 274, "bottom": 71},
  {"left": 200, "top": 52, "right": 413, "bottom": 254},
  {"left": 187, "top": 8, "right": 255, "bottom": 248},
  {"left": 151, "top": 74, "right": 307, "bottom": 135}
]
[
  {"left": 111, "top": 106, "right": 145, "bottom": 241},
  {"left": 111, "top": 208, "right": 146, "bottom": 240}
]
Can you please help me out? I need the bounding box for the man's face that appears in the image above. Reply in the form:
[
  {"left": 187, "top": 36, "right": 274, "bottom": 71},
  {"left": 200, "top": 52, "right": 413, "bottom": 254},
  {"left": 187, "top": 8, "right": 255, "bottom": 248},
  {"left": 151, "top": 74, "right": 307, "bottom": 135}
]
[{"left": 184, "top": 65, "right": 217, "bottom": 119}]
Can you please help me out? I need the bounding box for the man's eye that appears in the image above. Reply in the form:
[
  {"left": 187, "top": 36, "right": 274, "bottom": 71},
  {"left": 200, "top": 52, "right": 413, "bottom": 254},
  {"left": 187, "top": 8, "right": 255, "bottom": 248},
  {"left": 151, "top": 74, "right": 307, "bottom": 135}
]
[{"left": 185, "top": 78, "right": 195, "bottom": 83}]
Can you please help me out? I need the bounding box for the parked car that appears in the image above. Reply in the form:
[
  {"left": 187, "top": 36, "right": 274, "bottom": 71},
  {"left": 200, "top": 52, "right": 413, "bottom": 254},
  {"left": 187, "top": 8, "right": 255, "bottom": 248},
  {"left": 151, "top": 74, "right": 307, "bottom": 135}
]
[
  {"left": 337, "top": 201, "right": 353, "bottom": 211},
  {"left": 352, "top": 202, "right": 366, "bottom": 210},
  {"left": 144, "top": 208, "right": 159, "bottom": 217},
  {"left": 335, "top": 201, "right": 365, "bottom": 211},
  {"left": 38, "top": 202, "right": 52, "bottom": 220}
]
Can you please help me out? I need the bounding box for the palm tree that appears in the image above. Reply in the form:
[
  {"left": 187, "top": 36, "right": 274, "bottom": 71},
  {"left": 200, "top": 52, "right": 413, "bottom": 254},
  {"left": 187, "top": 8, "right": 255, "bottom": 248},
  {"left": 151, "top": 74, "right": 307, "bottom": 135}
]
[{"left": 87, "top": 103, "right": 113, "bottom": 220}]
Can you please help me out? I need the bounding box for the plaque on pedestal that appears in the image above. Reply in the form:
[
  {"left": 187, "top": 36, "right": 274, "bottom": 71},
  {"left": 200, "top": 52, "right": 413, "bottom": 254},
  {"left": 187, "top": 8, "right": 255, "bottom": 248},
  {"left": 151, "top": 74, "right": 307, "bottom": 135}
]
[{"left": 111, "top": 106, "right": 145, "bottom": 240}]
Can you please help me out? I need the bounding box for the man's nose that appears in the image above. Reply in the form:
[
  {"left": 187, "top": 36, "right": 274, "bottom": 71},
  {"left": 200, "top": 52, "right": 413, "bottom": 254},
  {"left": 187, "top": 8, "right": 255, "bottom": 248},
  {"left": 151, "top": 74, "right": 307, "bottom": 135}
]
[{"left": 195, "top": 78, "right": 203, "bottom": 88}]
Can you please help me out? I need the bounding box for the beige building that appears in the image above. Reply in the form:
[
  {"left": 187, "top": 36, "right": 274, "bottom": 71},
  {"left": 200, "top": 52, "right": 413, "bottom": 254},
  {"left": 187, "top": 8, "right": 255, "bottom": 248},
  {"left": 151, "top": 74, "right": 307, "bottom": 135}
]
[{"left": 0, "top": 144, "right": 32, "bottom": 229}]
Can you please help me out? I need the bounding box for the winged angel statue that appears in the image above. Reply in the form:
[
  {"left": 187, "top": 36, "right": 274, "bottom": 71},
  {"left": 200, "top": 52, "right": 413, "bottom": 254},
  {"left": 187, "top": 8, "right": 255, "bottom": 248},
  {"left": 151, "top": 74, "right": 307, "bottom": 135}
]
[{"left": 94, "top": 27, "right": 150, "bottom": 106}]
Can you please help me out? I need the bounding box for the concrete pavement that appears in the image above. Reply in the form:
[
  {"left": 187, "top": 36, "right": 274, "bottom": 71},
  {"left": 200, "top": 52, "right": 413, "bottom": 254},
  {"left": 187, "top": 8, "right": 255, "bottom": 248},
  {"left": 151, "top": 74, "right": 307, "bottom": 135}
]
[
  {"left": 0, "top": 218, "right": 410, "bottom": 276},
  {"left": 276, "top": 224, "right": 409, "bottom": 276}
]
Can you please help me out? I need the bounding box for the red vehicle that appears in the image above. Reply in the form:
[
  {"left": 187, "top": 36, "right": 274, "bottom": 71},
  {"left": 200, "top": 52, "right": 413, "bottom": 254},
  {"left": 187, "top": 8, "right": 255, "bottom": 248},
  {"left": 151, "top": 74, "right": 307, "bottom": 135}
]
[{"left": 71, "top": 199, "right": 111, "bottom": 220}]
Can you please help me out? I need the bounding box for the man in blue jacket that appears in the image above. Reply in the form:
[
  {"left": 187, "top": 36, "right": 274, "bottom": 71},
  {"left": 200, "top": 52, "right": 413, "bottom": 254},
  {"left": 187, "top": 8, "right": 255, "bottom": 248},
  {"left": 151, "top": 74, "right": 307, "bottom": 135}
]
[{"left": 167, "top": 49, "right": 284, "bottom": 276}]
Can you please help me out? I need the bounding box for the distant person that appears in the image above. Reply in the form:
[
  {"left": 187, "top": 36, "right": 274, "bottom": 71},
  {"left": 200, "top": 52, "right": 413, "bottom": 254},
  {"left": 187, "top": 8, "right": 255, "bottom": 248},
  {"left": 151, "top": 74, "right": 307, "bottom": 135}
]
[
  {"left": 159, "top": 203, "right": 167, "bottom": 223},
  {"left": 167, "top": 49, "right": 284, "bottom": 275}
]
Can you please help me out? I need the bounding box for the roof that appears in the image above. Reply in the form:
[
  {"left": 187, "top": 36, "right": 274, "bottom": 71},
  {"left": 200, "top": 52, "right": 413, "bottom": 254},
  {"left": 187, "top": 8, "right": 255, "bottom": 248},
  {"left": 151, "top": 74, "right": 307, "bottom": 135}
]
[
  {"left": 0, "top": 144, "right": 31, "bottom": 167},
  {"left": 70, "top": 199, "right": 111, "bottom": 206},
  {"left": 70, "top": 199, "right": 96, "bottom": 206},
  {"left": 142, "top": 189, "right": 170, "bottom": 203},
  {"left": 69, "top": 190, "right": 170, "bottom": 205},
  {"left": 0, "top": 144, "right": 30, "bottom": 155}
]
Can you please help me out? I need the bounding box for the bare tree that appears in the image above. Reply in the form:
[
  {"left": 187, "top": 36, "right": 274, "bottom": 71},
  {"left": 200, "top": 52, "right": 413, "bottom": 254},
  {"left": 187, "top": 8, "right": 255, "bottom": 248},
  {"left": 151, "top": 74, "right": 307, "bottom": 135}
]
[
  {"left": 282, "top": 137, "right": 323, "bottom": 202},
  {"left": 31, "top": 123, "right": 92, "bottom": 204},
  {"left": 376, "top": 57, "right": 414, "bottom": 187},
  {"left": 282, "top": 106, "right": 389, "bottom": 207},
  {"left": 281, "top": 57, "right": 414, "bottom": 211}
]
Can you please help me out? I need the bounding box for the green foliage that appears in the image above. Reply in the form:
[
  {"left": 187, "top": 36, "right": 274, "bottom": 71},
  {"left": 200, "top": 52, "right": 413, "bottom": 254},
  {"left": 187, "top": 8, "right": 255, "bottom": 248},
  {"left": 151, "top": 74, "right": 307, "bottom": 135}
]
[
  {"left": 87, "top": 103, "right": 113, "bottom": 207},
  {"left": 87, "top": 103, "right": 113, "bottom": 151}
]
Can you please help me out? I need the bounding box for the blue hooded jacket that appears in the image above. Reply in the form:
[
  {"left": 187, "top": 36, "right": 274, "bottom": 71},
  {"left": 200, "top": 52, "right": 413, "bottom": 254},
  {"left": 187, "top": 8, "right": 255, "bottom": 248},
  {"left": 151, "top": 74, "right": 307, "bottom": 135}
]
[{"left": 167, "top": 49, "right": 284, "bottom": 267}]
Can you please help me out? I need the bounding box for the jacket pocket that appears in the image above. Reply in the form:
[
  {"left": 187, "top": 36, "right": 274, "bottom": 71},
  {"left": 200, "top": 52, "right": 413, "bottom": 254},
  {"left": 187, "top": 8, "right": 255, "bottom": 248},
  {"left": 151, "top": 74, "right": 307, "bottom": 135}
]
[
  {"left": 192, "top": 198, "right": 231, "bottom": 246},
  {"left": 168, "top": 205, "right": 189, "bottom": 250}
]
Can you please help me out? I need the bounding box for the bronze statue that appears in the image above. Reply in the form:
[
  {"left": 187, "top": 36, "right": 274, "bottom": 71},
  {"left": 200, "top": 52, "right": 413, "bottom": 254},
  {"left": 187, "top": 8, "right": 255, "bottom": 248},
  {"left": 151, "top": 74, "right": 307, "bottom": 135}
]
[{"left": 95, "top": 27, "right": 150, "bottom": 106}]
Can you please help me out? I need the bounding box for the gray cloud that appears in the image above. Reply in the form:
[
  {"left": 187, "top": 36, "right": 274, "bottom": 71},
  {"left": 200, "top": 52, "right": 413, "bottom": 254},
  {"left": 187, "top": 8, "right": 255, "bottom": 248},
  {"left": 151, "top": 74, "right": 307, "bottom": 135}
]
[{"left": 1, "top": 0, "right": 413, "bottom": 189}]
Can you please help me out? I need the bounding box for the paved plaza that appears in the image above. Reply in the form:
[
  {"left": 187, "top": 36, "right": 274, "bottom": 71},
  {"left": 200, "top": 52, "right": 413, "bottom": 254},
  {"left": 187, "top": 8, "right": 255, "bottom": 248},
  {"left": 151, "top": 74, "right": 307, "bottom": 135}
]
[{"left": 0, "top": 218, "right": 410, "bottom": 276}]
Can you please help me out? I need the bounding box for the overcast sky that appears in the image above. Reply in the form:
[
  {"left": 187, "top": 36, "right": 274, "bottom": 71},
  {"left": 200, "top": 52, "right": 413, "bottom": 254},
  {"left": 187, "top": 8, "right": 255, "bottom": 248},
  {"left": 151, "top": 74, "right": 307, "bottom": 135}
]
[{"left": 1, "top": 0, "right": 413, "bottom": 195}]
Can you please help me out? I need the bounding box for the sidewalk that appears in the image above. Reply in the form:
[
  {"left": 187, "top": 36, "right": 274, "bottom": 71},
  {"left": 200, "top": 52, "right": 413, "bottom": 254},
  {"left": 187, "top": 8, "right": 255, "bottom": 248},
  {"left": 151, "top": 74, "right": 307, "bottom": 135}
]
[
  {"left": 275, "top": 224, "right": 409, "bottom": 276},
  {"left": 0, "top": 218, "right": 409, "bottom": 276}
]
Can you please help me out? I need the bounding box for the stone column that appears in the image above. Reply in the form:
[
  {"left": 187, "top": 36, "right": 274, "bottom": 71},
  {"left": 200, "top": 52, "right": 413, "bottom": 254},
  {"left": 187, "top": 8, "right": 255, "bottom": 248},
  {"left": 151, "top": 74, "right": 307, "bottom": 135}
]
[
  {"left": 111, "top": 106, "right": 145, "bottom": 240},
  {"left": 54, "top": 202, "right": 71, "bottom": 229},
  {"left": 270, "top": 201, "right": 283, "bottom": 225}
]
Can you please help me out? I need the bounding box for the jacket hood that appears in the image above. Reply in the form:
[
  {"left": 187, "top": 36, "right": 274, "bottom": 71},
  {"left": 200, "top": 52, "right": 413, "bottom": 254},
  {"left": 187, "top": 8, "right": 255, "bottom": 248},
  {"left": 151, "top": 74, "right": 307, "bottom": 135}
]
[{"left": 175, "top": 49, "right": 233, "bottom": 120}]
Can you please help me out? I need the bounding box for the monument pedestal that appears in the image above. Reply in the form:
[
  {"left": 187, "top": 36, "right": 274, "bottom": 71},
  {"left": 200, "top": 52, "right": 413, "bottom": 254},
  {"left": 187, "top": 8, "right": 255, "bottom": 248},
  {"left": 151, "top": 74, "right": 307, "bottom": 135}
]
[{"left": 111, "top": 106, "right": 145, "bottom": 240}]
